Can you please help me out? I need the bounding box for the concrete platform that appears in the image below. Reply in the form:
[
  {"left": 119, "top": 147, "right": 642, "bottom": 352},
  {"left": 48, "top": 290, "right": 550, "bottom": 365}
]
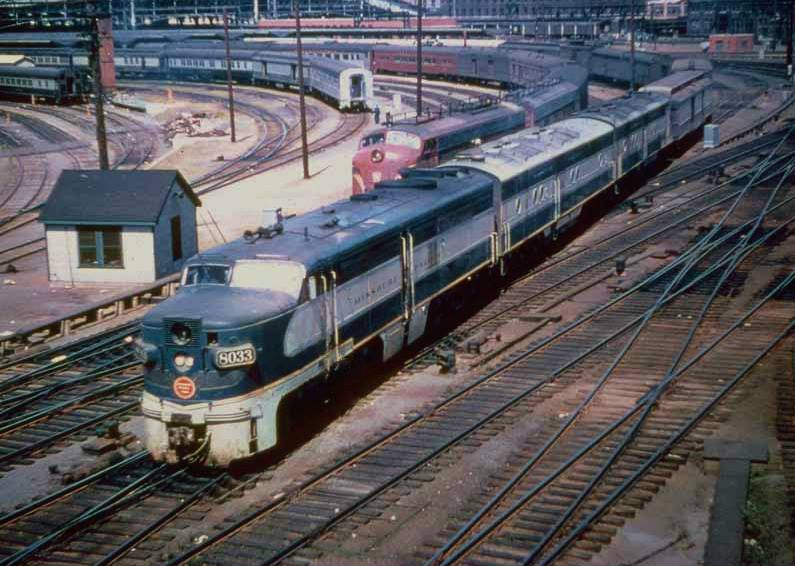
[{"left": 703, "top": 439, "right": 769, "bottom": 566}]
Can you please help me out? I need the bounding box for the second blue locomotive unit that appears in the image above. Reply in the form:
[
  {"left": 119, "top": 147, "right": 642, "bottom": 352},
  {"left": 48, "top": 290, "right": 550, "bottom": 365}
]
[{"left": 137, "top": 69, "right": 713, "bottom": 465}]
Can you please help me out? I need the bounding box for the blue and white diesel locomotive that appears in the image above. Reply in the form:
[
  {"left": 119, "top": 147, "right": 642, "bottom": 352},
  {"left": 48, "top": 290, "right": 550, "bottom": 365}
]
[{"left": 138, "top": 69, "right": 713, "bottom": 465}]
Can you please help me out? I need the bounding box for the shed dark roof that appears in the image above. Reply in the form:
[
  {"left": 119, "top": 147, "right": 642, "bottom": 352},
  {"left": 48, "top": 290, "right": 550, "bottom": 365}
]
[{"left": 39, "top": 170, "right": 201, "bottom": 226}]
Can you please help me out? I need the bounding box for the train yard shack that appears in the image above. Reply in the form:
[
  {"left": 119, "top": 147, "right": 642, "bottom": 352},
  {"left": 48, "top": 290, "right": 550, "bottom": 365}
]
[{"left": 0, "top": 26, "right": 794, "bottom": 566}]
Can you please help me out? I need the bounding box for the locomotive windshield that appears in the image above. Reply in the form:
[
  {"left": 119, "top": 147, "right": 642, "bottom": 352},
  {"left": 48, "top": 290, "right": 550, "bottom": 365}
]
[
  {"left": 183, "top": 264, "right": 230, "bottom": 286},
  {"left": 385, "top": 131, "right": 422, "bottom": 149},
  {"left": 360, "top": 133, "right": 385, "bottom": 148},
  {"left": 230, "top": 259, "right": 306, "bottom": 301}
]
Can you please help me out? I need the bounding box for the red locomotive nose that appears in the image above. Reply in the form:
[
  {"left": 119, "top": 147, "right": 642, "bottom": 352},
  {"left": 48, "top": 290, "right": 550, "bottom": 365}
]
[{"left": 371, "top": 149, "right": 384, "bottom": 163}]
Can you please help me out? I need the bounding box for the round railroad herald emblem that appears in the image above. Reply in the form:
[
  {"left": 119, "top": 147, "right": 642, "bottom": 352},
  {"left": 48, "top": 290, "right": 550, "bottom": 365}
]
[{"left": 173, "top": 376, "right": 197, "bottom": 400}]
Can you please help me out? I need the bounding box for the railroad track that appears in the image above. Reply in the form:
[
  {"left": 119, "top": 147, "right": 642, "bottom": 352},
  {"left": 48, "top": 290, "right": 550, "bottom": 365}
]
[
  {"left": 2, "top": 110, "right": 74, "bottom": 145},
  {"left": 0, "top": 211, "right": 38, "bottom": 239},
  {"left": 196, "top": 111, "right": 367, "bottom": 194},
  {"left": 92, "top": 107, "right": 160, "bottom": 170},
  {"left": 0, "top": 156, "right": 27, "bottom": 212},
  {"left": 0, "top": 106, "right": 100, "bottom": 229},
  {"left": 0, "top": 446, "right": 274, "bottom": 566},
  {"left": 0, "top": 236, "right": 45, "bottom": 268},
  {"left": 0, "top": 324, "right": 142, "bottom": 474},
  {"left": 628, "top": 126, "right": 795, "bottom": 204},
  {"left": 713, "top": 59, "right": 788, "bottom": 79},
  {"left": 117, "top": 116, "right": 795, "bottom": 566},
  {"left": 0, "top": 154, "right": 48, "bottom": 220},
  {"left": 29, "top": 104, "right": 159, "bottom": 171},
  {"left": 712, "top": 84, "right": 761, "bottom": 124},
  {"left": 418, "top": 151, "right": 795, "bottom": 566},
  {"left": 123, "top": 83, "right": 311, "bottom": 191},
  {"left": 124, "top": 80, "right": 370, "bottom": 193}
]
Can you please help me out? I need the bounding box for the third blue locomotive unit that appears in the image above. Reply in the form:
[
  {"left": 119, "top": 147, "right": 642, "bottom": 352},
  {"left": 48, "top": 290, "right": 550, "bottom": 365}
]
[{"left": 137, "top": 69, "right": 713, "bottom": 465}]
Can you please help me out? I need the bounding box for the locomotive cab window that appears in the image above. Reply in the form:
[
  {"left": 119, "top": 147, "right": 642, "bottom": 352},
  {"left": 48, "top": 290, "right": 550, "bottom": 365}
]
[
  {"left": 183, "top": 264, "right": 230, "bottom": 286},
  {"left": 230, "top": 259, "right": 307, "bottom": 301},
  {"left": 386, "top": 131, "right": 422, "bottom": 149},
  {"left": 360, "top": 133, "right": 385, "bottom": 148}
]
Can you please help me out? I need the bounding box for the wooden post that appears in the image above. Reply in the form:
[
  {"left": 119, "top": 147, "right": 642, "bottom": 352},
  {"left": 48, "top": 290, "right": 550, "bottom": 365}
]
[
  {"left": 295, "top": 0, "right": 310, "bottom": 179},
  {"left": 416, "top": 0, "right": 423, "bottom": 120},
  {"left": 223, "top": 9, "right": 237, "bottom": 143},
  {"left": 630, "top": 0, "right": 636, "bottom": 92},
  {"left": 90, "top": 15, "right": 110, "bottom": 170}
]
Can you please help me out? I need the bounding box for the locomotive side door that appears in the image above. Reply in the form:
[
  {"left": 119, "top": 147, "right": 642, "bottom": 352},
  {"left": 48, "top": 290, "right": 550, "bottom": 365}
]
[
  {"left": 400, "top": 231, "right": 428, "bottom": 344},
  {"left": 491, "top": 178, "right": 509, "bottom": 272},
  {"left": 400, "top": 232, "right": 415, "bottom": 321},
  {"left": 318, "top": 271, "right": 341, "bottom": 370}
]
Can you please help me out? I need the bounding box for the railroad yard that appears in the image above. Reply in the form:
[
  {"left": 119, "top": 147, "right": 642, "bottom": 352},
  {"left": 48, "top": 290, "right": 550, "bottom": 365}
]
[{"left": 0, "top": 26, "right": 793, "bottom": 566}]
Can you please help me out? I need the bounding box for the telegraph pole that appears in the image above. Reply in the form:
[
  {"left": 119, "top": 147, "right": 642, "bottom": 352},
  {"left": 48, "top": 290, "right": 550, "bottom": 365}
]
[
  {"left": 88, "top": 7, "right": 110, "bottom": 170},
  {"left": 416, "top": 0, "right": 423, "bottom": 119},
  {"left": 223, "top": 9, "right": 237, "bottom": 143},
  {"left": 788, "top": 0, "right": 794, "bottom": 78},
  {"left": 629, "top": 0, "right": 636, "bottom": 92},
  {"left": 295, "top": 0, "right": 310, "bottom": 179}
]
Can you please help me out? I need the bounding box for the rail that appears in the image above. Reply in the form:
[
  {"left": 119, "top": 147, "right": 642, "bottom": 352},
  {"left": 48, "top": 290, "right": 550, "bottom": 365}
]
[{"left": 719, "top": 87, "right": 795, "bottom": 147}]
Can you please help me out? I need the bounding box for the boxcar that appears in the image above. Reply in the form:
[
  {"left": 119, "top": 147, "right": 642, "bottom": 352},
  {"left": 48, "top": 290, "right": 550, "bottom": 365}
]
[{"left": 708, "top": 34, "right": 755, "bottom": 55}]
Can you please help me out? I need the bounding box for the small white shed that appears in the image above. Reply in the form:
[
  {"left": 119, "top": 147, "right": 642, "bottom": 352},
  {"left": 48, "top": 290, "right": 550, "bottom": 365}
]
[{"left": 40, "top": 170, "right": 201, "bottom": 285}]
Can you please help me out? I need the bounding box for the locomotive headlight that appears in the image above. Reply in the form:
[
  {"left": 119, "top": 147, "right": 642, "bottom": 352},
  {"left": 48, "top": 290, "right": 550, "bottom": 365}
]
[
  {"left": 173, "top": 353, "right": 195, "bottom": 372},
  {"left": 371, "top": 149, "right": 384, "bottom": 163},
  {"left": 170, "top": 322, "right": 193, "bottom": 346}
]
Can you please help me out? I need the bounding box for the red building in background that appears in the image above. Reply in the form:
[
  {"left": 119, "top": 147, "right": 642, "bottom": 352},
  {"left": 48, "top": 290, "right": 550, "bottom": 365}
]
[{"left": 708, "top": 33, "right": 755, "bottom": 55}]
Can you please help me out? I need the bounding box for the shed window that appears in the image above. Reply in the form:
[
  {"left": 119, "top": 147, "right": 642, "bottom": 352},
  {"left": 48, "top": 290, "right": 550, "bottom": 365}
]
[
  {"left": 77, "top": 226, "right": 122, "bottom": 268},
  {"left": 171, "top": 215, "right": 182, "bottom": 261}
]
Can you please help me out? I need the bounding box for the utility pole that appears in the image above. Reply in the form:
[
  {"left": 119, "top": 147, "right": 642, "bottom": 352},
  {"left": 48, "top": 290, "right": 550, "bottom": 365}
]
[
  {"left": 629, "top": 0, "right": 636, "bottom": 92},
  {"left": 295, "top": 0, "right": 310, "bottom": 179},
  {"left": 87, "top": 7, "right": 110, "bottom": 170},
  {"left": 416, "top": 0, "right": 423, "bottom": 119},
  {"left": 130, "top": 0, "right": 136, "bottom": 29},
  {"left": 649, "top": 1, "right": 655, "bottom": 50},
  {"left": 223, "top": 9, "right": 237, "bottom": 142},
  {"left": 788, "top": 0, "right": 794, "bottom": 78}
]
